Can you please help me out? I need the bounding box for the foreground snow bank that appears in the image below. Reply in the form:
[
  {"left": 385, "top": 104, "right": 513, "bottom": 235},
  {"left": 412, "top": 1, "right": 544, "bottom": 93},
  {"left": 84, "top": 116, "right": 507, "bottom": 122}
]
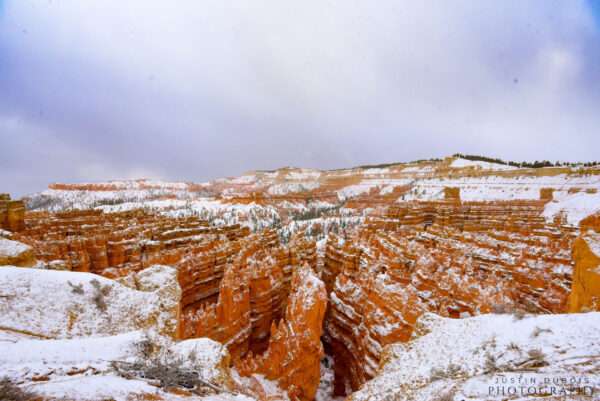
[
  {"left": 350, "top": 312, "right": 600, "bottom": 401},
  {"left": 0, "top": 330, "right": 253, "bottom": 401},
  {"left": 0, "top": 265, "right": 181, "bottom": 338}
]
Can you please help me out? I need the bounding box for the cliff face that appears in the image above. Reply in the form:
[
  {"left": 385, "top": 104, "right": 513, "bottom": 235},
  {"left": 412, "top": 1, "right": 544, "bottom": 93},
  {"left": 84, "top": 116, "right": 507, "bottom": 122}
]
[
  {"left": 0, "top": 194, "right": 25, "bottom": 232},
  {"left": 569, "top": 214, "right": 600, "bottom": 312},
  {"left": 236, "top": 265, "right": 327, "bottom": 401},
  {"left": 16, "top": 209, "right": 250, "bottom": 275},
  {"left": 322, "top": 199, "right": 576, "bottom": 393}
]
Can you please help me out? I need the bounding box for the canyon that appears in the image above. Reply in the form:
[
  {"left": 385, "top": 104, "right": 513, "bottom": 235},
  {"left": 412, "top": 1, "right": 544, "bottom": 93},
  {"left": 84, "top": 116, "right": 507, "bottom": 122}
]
[{"left": 2, "top": 155, "right": 600, "bottom": 401}]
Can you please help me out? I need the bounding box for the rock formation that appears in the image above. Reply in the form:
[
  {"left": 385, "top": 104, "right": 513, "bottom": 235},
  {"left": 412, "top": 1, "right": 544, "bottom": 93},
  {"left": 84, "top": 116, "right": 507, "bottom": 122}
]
[
  {"left": 322, "top": 199, "right": 576, "bottom": 393},
  {"left": 4, "top": 155, "right": 600, "bottom": 401},
  {"left": 0, "top": 237, "right": 36, "bottom": 266},
  {"left": 569, "top": 213, "right": 600, "bottom": 312},
  {"left": 0, "top": 193, "right": 25, "bottom": 232},
  {"left": 236, "top": 265, "right": 327, "bottom": 401}
]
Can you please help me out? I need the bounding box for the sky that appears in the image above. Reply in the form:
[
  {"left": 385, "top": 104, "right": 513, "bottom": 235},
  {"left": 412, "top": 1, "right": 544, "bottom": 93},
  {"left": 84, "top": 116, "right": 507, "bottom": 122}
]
[{"left": 1, "top": 1, "right": 600, "bottom": 196}]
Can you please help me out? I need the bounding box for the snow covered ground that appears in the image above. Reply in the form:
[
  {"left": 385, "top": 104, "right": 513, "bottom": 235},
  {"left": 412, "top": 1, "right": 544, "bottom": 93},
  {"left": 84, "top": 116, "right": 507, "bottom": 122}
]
[
  {"left": 543, "top": 190, "right": 600, "bottom": 225},
  {"left": 450, "top": 158, "right": 518, "bottom": 170},
  {"left": 0, "top": 265, "right": 180, "bottom": 338},
  {"left": 0, "top": 330, "right": 255, "bottom": 401},
  {"left": 350, "top": 312, "right": 600, "bottom": 401},
  {"left": 0, "top": 264, "right": 285, "bottom": 401}
]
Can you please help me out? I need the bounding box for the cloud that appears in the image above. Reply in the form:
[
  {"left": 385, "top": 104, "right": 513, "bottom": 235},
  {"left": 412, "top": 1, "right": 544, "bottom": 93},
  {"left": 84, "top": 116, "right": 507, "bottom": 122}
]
[{"left": 1, "top": 0, "right": 599, "bottom": 196}]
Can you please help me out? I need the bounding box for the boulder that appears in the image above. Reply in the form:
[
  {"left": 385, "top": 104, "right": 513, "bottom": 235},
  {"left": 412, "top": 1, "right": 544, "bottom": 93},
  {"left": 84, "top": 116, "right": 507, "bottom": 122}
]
[{"left": 0, "top": 237, "right": 36, "bottom": 266}]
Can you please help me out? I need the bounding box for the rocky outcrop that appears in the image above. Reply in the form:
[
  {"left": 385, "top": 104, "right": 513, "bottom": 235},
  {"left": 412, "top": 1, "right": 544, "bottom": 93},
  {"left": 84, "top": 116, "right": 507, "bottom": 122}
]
[
  {"left": 236, "top": 265, "right": 327, "bottom": 401},
  {"left": 0, "top": 237, "right": 36, "bottom": 266},
  {"left": 185, "top": 260, "right": 252, "bottom": 358},
  {"left": 18, "top": 209, "right": 250, "bottom": 275},
  {"left": 569, "top": 214, "right": 600, "bottom": 312},
  {"left": 0, "top": 194, "right": 25, "bottom": 232},
  {"left": 0, "top": 265, "right": 181, "bottom": 338},
  {"left": 182, "top": 232, "right": 317, "bottom": 349}
]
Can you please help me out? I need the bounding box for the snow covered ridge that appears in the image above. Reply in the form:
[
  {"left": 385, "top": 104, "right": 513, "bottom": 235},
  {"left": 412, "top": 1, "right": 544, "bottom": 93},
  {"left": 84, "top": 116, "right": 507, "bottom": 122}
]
[
  {"left": 450, "top": 157, "right": 518, "bottom": 170},
  {"left": 350, "top": 312, "right": 600, "bottom": 401},
  {"left": 0, "top": 265, "right": 181, "bottom": 338}
]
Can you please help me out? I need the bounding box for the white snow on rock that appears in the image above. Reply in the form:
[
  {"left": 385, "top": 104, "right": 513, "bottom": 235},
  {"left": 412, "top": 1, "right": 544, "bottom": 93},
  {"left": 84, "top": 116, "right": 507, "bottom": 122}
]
[
  {"left": 337, "top": 181, "right": 382, "bottom": 200},
  {"left": 0, "top": 265, "right": 180, "bottom": 339},
  {"left": 286, "top": 169, "right": 322, "bottom": 180},
  {"left": 543, "top": 190, "right": 600, "bottom": 226},
  {"left": 450, "top": 158, "right": 518, "bottom": 170},
  {"left": 350, "top": 312, "right": 600, "bottom": 401},
  {"left": 267, "top": 182, "right": 320, "bottom": 195},
  {"left": 402, "top": 174, "right": 600, "bottom": 203},
  {"left": 0, "top": 237, "right": 32, "bottom": 258},
  {"left": 583, "top": 231, "right": 600, "bottom": 259}
]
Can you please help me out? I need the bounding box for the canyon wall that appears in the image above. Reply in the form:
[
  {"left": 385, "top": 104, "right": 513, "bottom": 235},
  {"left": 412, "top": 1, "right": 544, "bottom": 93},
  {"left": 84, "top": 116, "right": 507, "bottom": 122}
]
[
  {"left": 569, "top": 213, "right": 600, "bottom": 312},
  {"left": 322, "top": 199, "right": 576, "bottom": 393},
  {"left": 236, "top": 265, "right": 327, "bottom": 401}
]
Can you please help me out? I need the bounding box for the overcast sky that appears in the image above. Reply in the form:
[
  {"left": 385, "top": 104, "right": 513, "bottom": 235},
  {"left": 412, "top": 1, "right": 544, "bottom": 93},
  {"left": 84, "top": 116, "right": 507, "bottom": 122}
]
[{"left": 1, "top": 1, "right": 600, "bottom": 196}]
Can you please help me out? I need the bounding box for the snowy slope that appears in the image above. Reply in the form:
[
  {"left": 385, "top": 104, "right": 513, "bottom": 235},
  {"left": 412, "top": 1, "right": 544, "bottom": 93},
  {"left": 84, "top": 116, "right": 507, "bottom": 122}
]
[
  {"left": 350, "top": 312, "right": 600, "bottom": 401},
  {"left": 0, "top": 265, "right": 180, "bottom": 338},
  {"left": 450, "top": 158, "right": 518, "bottom": 170},
  {"left": 0, "top": 330, "right": 255, "bottom": 401}
]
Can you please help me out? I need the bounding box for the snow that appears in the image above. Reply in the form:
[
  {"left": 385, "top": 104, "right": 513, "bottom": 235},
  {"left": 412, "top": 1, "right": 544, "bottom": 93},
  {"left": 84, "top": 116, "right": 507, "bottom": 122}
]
[
  {"left": 1, "top": 329, "right": 252, "bottom": 401},
  {"left": 227, "top": 175, "right": 257, "bottom": 184},
  {"left": 0, "top": 331, "right": 143, "bottom": 379},
  {"left": 316, "top": 355, "right": 344, "bottom": 401},
  {"left": 286, "top": 169, "right": 322, "bottom": 180},
  {"left": 0, "top": 237, "right": 32, "bottom": 258},
  {"left": 543, "top": 190, "right": 600, "bottom": 225},
  {"left": 450, "top": 158, "right": 518, "bottom": 170},
  {"left": 362, "top": 168, "right": 390, "bottom": 176},
  {"left": 402, "top": 165, "right": 434, "bottom": 173},
  {"left": 267, "top": 182, "right": 320, "bottom": 195},
  {"left": 350, "top": 312, "right": 600, "bottom": 401},
  {"left": 97, "top": 198, "right": 281, "bottom": 231},
  {"left": 402, "top": 174, "right": 600, "bottom": 203},
  {"left": 0, "top": 265, "right": 179, "bottom": 339}
]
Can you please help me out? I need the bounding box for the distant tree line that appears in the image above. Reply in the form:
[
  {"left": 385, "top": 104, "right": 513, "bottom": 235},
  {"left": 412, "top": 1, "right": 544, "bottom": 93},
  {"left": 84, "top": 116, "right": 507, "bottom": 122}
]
[{"left": 452, "top": 153, "right": 600, "bottom": 169}]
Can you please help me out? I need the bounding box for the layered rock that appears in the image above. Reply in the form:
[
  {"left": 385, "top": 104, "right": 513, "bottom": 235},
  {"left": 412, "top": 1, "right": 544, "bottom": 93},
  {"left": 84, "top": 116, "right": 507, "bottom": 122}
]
[
  {"left": 182, "top": 232, "right": 317, "bottom": 352},
  {"left": 323, "top": 199, "right": 576, "bottom": 393},
  {"left": 236, "top": 265, "right": 327, "bottom": 401},
  {"left": 569, "top": 214, "right": 600, "bottom": 312},
  {"left": 0, "top": 193, "right": 25, "bottom": 232},
  {"left": 17, "top": 209, "right": 250, "bottom": 276}
]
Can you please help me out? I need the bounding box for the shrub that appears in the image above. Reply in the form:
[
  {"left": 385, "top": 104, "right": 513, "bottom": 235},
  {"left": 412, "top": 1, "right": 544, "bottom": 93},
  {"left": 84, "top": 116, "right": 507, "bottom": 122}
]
[
  {"left": 90, "top": 279, "right": 112, "bottom": 312},
  {"left": 531, "top": 326, "right": 553, "bottom": 338},
  {"left": 67, "top": 280, "right": 84, "bottom": 295},
  {"left": 0, "top": 377, "right": 38, "bottom": 401}
]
